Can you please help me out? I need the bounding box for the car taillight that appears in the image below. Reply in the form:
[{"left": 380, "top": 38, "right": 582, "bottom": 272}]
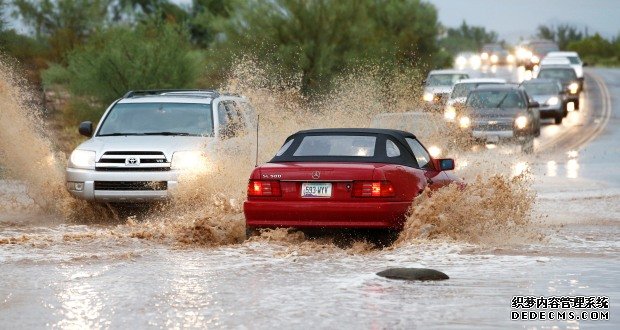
[
  {"left": 247, "top": 180, "right": 282, "bottom": 197},
  {"left": 352, "top": 181, "right": 395, "bottom": 197}
]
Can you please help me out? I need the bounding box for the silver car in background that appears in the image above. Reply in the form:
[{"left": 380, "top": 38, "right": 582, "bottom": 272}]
[
  {"left": 536, "top": 64, "right": 581, "bottom": 110},
  {"left": 422, "top": 70, "right": 469, "bottom": 106},
  {"left": 444, "top": 78, "right": 507, "bottom": 122},
  {"left": 66, "top": 90, "right": 255, "bottom": 203},
  {"left": 520, "top": 79, "right": 567, "bottom": 124},
  {"left": 544, "top": 51, "right": 584, "bottom": 87},
  {"left": 459, "top": 85, "right": 541, "bottom": 153}
]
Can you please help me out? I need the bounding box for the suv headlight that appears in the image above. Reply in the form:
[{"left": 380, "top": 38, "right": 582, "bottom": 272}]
[
  {"left": 547, "top": 96, "right": 559, "bottom": 106},
  {"left": 423, "top": 92, "right": 434, "bottom": 102},
  {"left": 515, "top": 116, "right": 528, "bottom": 129},
  {"left": 171, "top": 151, "right": 209, "bottom": 171},
  {"left": 69, "top": 150, "right": 95, "bottom": 169}
]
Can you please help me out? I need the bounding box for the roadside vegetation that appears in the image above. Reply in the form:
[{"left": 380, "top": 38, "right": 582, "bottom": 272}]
[{"left": 536, "top": 24, "right": 620, "bottom": 66}]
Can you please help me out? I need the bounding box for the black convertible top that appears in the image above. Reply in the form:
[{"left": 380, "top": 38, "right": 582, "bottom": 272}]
[
  {"left": 293, "top": 128, "right": 416, "bottom": 140},
  {"left": 270, "top": 128, "right": 427, "bottom": 168}
]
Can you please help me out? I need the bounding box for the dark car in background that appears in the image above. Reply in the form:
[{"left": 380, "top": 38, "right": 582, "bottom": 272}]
[
  {"left": 520, "top": 79, "right": 567, "bottom": 124},
  {"left": 459, "top": 85, "right": 541, "bottom": 153},
  {"left": 536, "top": 65, "right": 581, "bottom": 110}
]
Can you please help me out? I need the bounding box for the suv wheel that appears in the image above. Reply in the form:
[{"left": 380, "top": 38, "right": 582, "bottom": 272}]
[{"left": 554, "top": 114, "right": 563, "bottom": 124}]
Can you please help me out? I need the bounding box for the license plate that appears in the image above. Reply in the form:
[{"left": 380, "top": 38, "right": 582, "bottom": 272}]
[
  {"left": 301, "top": 183, "right": 332, "bottom": 198},
  {"left": 486, "top": 135, "right": 500, "bottom": 143}
]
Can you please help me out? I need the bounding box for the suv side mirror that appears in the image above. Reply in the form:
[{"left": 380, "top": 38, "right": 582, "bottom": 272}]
[
  {"left": 528, "top": 101, "right": 540, "bottom": 108},
  {"left": 433, "top": 158, "right": 455, "bottom": 171},
  {"left": 79, "top": 121, "right": 93, "bottom": 137}
]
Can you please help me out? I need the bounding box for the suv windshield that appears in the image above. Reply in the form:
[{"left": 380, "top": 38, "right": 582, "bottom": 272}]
[
  {"left": 427, "top": 74, "right": 468, "bottom": 86},
  {"left": 98, "top": 102, "right": 214, "bottom": 137},
  {"left": 466, "top": 90, "right": 525, "bottom": 109},
  {"left": 451, "top": 82, "right": 502, "bottom": 99},
  {"left": 522, "top": 83, "right": 560, "bottom": 95},
  {"left": 537, "top": 68, "right": 577, "bottom": 83}
]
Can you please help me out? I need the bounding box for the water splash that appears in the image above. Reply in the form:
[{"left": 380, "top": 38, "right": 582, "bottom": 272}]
[{"left": 0, "top": 58, "right": 538, "bottom": 249}]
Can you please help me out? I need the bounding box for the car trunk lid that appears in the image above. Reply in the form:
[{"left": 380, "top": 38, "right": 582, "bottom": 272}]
[{"left": 252, "top": 162, "right": 390, "bottom": 201}]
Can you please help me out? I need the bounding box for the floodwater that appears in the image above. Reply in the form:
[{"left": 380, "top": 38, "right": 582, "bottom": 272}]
[{"left": 1, "top": 66, "right": 619, "bottom": 329}]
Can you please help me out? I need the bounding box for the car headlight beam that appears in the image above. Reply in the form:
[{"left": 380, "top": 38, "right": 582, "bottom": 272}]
[
  {"left": 444, "top": 105, "right": 456, "bottom": 121},
  {"left": 423, "top": 92, "right": 434, "bottom": 102},
  {"left": 455, "top": 56, "right": 467, "bottom": 67},
  {"left": 69, "top": 150, "right": 96, "bottom": 170},
  {"left": 459, "top": 116, "right": 471, "bottom": 128},
  {"left": 515, "top": 116, "right": 528, "bottom": 129},
  {"left": 171, "top": 151, "right": 209, "bottom": 171},
  {"left": 569, "top": 82, "right": 579, "bottom": 94},
  {"left": 428, "top": 146, "right": 442, "bottom": 158},
  {"left": 547, "top": 96, "right": 559, "bottom": 106}
]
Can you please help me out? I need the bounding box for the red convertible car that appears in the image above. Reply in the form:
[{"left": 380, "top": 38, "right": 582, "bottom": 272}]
[{"left": 244, "top": 128, "right": 460, "bottom": 238}]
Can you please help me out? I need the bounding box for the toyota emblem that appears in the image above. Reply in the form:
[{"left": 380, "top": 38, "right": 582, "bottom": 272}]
[
  {"left": 312, "top": 171, "right": 320, "bottom": 179},
  {"left": 126, "top": 157, "right": 140, "bottom": 166}
]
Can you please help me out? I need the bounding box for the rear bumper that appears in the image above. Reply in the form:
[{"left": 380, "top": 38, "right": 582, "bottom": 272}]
[
  {"left": 244, "top": 200, "right": 412, "bottom": 229},
  {"left": 66, "top": 168, "right": 180, "bottom": 202}
]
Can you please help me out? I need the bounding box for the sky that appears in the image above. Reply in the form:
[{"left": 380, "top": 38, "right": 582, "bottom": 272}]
[{"left": 427, "top": 0, "right": 619, "bottom": 43}]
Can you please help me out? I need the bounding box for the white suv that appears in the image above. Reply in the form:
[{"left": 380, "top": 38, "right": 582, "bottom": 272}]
[
  {"left": 543, "top": 51, "right": 584, "bottom": 88},
  {"left": 66, "top": 90, "right": 255, "bottom": 202}
]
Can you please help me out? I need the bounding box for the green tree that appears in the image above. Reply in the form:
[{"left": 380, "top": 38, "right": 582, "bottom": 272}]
[
  {"left": 12, "top": 0, "right": 111, "bottom": 63},
  {"left": 536, "top": 24, "right": 584, "bottom": 49},
  {"left": 211, "top": 0, "right": 444, "bottom": 95},
  {"left": 43, "top": 22, "right": 202, "bottom": 105},
  {"left": 188, "top": 0, "right": 237, "bottom": 48},
  {"left": 567, "top": 33, "right": 616, "bottom": 64},
  {"left": 0, "top": 0, "right": 7, "bottom": 31},
  {"left": 439, "top": 21, "right": 498, "bottom": 54}
]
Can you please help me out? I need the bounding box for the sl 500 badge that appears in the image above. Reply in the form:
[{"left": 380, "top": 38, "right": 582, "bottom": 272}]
[{"left": 262, "top": 174, "right": 281, "bottom": 179}]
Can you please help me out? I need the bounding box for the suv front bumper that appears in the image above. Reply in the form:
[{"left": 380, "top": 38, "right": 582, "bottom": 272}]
[
  {"left": 470, "top": 128, "right": 531, "bottom": 143},
  {"left": 66, "top": 168, "right": 181, "bottom": 202}
]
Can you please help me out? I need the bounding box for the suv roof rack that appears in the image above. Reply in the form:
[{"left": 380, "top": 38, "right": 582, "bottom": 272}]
[{"left": 123, "top": 89, "right": 221, "bottom": 99}]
